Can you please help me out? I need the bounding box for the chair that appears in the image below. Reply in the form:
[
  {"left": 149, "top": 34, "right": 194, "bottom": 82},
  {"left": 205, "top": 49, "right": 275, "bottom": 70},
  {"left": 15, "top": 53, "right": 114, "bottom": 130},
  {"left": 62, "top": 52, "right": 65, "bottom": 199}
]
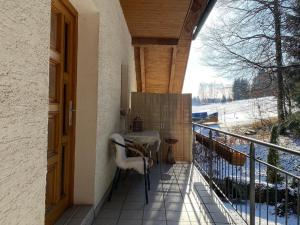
[{"left": 108, "top": 133, "right": 151, "bottom": 204}]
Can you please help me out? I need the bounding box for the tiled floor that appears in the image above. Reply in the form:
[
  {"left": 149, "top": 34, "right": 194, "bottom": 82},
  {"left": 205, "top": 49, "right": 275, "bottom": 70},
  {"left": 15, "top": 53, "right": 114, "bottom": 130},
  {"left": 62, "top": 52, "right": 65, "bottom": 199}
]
[
  {"left": 94, "top": 163, "right": 234, "bottom": 225},
  {"left": 55, "top": 205, "right": 94, "bottom": 225}
]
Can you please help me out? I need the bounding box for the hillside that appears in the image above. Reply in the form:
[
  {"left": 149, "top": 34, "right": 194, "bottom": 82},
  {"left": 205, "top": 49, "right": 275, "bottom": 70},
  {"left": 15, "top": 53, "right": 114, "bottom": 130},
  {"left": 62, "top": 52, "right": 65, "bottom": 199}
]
[{"left": 193, "top": 96, "right": 277, "bottom": 128}]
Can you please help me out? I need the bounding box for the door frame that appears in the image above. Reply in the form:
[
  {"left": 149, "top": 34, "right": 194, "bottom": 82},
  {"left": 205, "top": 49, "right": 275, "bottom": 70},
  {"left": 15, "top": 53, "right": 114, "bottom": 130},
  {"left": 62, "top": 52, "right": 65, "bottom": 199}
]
[
  {"left": 47, "top": 0, "right": 78, "bottom": 223},
  {"left": 61, "top": 0, "right": 78, "bottom": 207}
]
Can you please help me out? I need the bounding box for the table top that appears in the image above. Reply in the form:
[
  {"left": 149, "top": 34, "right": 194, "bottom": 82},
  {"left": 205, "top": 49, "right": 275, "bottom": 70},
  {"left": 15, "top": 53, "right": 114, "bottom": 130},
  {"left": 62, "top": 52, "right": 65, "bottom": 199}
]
[
  {"left": 165, "top": 138, "right": 178, "bottom": 144},
  {"left": 123, "top": 130, "right": 161, "bottom": 146},
  {"left": 125, "top": 130, "right": 160, "bottom": 137}
]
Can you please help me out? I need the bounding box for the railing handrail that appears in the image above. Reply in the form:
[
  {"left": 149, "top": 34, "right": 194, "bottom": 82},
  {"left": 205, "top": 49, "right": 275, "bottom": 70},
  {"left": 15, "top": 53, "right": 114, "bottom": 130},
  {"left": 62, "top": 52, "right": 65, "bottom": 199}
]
[{"left": 193, "top": 122, "right": 300, "bottom": 157}]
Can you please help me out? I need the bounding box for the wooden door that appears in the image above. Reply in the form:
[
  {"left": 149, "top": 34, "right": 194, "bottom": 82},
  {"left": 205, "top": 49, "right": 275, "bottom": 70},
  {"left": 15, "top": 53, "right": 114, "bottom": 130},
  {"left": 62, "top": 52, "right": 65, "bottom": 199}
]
[{"left": 46, "top": 1, "right": 77, "bottom": 224}]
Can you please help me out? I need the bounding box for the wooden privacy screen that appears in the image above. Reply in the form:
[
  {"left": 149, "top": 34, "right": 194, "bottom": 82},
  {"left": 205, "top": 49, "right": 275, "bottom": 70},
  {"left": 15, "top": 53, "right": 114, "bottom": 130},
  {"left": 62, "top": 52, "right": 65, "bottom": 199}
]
[{"left": 131, "top": 92, "right": 192, "bottom": 162}]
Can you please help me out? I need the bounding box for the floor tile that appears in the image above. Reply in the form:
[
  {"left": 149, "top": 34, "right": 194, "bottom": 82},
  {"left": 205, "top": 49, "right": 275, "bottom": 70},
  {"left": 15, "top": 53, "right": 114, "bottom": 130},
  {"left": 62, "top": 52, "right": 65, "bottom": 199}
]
[
  {"left": 148, "top": 193, "right": 164, "bottom": 201},
  {"left": 109, "top": 195, "right": 127, "bottom": 202},
  {"left": 144, "top": 202, "right": 165, "bottom": 211},
  {"left": 209, "top": 212, "right": 231, "bottom": 224},
  {"left": 164, "top": 202, "right": 186, "bottom": 211},
  {"left": 102, "top": 201, "right": 124, "bottom": 210},
  {"left": 126, "top": 195, "right": 146, "bottom": 203},
  {"left": 55, "top": 206, "right": 79, "bottom": 225},
  {"left": 123, "top": 202, "right": 145, "bottom": 210},
  {"left": 166, "top": 211, "right": 190, "bottom": 222},
  {"left": 142, "top": 220, "right": 167, "bottom": 225},
  {"left": 97, "top": 208, "right": 121, "bottom": 219},
  {"left": 117, "top": 219, "right": 142, "bottom": 225},
  {"left": 187, "top": 211, "right": 213, "bottom": 223},
  {"left": 164, "top": 192, "right": 182, "bottom": 197},
  {"left": 119, "top": 210, "right": 143, "bottom": 220},
  {"left": 190, "top": 222, "right": 214, "bottom": 225},
  {"left": 143, "top": 210, "right": 166, "bottom": 221},
  {"left": 199, "top": 196, "right": 214, "bottom": 204},
  {"left": 66, "top": 218, "right": 82, "bottom": 225},
  {"left": 184, "top": 204, "right": 202, "bottom": 212},
  {"left": 204, "top": 203, "right": 224, "bottom": 213},
  {"left": 93, "top": 218, "right": 118, "bottom": 225},
  {"left": 94, "top": 164, "right": 235, "bottom": 225},
  {"left": 164, "top": 195, "right": 184, "bottom": 203},
  {"left": 167, "top": 222, "right": 191, "bottom": 225}
]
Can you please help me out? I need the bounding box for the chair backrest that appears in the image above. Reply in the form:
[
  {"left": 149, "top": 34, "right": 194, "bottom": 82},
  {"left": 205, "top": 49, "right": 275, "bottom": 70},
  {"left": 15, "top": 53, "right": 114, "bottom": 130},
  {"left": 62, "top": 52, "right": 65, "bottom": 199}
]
[{"left": 110, "top": 133, "right": 127, "bottom": 168}]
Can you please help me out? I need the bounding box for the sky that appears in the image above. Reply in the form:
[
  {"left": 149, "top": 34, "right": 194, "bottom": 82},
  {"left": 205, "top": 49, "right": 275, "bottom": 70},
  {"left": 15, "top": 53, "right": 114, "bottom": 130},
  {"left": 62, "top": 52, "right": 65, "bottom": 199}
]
[{"left": 182, "top": 5, "right": 232, "bottom": 97}]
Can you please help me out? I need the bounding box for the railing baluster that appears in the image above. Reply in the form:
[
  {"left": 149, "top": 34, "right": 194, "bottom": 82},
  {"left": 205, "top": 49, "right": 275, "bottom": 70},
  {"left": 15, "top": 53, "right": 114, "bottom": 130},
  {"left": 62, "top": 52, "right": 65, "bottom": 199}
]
[
  {"left": 227, "top": 154, "right": 230, "bottom": 203},
  {"left": 209, "top": 130, "right": 213, "bottom": 193},
  {"left": 235, "top": 157, "right": 238, "bottom": 211},
  {"left": 222, "top": 154, "right": 225, "bottom": 196},
  {"left": 275, "top": 170, "right": 278, "bottom": 225},
  {"left": 245, "top": 156, "right": 248, "bottom": 224},
  {"left": 240, "top": 161, "right": 242, "bottom": 219},
  {"left": 267, "top": 176, "right": 269, "bottom": 225},
  {"left": 259, "top": 162, "right": 261, "bottom": 225},
  {"left": 217, "top": 153, "right": 219, "bottom": 189},
  {"left": 231, "top": 154, "right": 234, "bottom": 203},
  {"left": 285, "top": 174, "right": 288, "bottom": 225},
  {"left": 249, "top": 142, "right": 255, "bottom": 225},
  {"left": 192, "top": 123, "right": 300, "bottom": 225},
  {"left": 297, "top": 180, "right": 300, "bottom": 225}
]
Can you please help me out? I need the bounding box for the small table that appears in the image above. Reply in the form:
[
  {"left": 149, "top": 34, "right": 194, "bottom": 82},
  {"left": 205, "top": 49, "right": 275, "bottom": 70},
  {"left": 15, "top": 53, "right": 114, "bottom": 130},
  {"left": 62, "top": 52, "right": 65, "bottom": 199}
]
[
  {"left": 165, "top": 138, "right": 178, "bottom": 164},
  {"left": 123, "top": 131, "right": 161, "bottom": 161}
]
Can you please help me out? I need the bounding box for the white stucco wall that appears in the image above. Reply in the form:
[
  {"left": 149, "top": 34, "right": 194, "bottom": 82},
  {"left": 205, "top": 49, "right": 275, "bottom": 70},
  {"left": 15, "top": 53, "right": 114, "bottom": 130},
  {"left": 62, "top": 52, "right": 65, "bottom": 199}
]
[
  {"left": 0, "top": 0, "right": 50, "bottom": 224},
  {"left": 71, "top": 0, "right": 136, "bottom": 207},
  {"left": 93, "top": 0, "right": 136, "bottom": 205},
  {"left": 71, "top": 0, "right": 99, "bottom": 205},
  {"left": 73, "top": 12, "right": 99, "bottom": 204},
  {"left": 0, "top": 0, "right": 136, "bottom": 222}
]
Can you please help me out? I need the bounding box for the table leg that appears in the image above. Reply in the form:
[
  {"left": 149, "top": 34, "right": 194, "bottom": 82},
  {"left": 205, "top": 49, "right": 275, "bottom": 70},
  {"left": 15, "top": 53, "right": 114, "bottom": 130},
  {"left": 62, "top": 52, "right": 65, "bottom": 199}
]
[{"left": 167, "top": 145, "right": 175, "bottom": 164}]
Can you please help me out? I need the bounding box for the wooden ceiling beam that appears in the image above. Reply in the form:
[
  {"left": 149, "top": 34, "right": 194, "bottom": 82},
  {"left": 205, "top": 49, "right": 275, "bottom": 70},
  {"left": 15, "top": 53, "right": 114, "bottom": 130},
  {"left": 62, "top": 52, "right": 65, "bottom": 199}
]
[
  {"left": 132, "top": 37, "right": 179, "bottom": 47},
  {"left": 139, "top": 47, "right": 146, "bottom": 92},
  {"left": 168, "top": 47, "right": 177, "bottom": 93}
]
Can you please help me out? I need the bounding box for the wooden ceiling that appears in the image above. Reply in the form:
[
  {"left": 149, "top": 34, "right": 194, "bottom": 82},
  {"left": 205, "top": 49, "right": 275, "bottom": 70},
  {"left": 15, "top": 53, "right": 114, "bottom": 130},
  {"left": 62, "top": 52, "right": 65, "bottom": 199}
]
[{"left": 120, "top": 0, "right": 208, "bottom": 93}]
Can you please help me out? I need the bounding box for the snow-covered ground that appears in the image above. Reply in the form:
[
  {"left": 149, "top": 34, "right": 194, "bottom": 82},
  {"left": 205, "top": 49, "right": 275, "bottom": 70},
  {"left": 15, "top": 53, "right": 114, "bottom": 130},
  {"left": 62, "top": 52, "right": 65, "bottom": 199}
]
[
  {"left": 224, "top": 202, "right": 299, "bottom": 225},
  {"left": 233, "top": 142, "right": 300, "bottom": 181},
  {"left": 195, "top": 141, "right": 300, "bottom": 184},
  {"left": 193, "top": 96, "right": 277, "bottom": 127},
  {"left": 193, "top": 97, "right": 300, "bottom": 223},
  {"left": 193, "top": 96, "right": 300, "bottom": 180}
]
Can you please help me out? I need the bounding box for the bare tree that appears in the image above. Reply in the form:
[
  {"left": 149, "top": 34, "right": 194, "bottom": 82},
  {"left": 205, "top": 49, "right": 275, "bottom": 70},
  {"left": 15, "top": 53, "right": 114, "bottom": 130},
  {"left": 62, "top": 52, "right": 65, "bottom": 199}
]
[{"left": 200, "top": 0, "right": 300, "bottom": 123}]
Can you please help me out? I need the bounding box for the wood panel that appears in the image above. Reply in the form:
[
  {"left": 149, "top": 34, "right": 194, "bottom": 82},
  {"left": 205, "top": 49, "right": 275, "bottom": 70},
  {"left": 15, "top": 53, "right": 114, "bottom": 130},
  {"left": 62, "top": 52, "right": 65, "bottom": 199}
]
[
  {"left": 132, "top": 37, "right": 178, "bottom": 47},
  {"left": 172, "top": 0, "right": 207, "bottom": 93},
  {"left": 130, "top": 93, "right": 192, "bottom": 162},
  {"left": 164, "top": 95, "right": 184, "bottom": 161},
  {"left": 140, "top": 47, "right": 146, "bottom": 92},
  {"left": 144, "top": 47, "right": 173, "bottom": 93},
  {"left": 127, "top": 0, "right": 208, "bottom": 94},
  {"left": 182, "top": 94, "right": 192, "bottom": 161},
  {"left": 172, "top": 37, "right": 193, "bottom": 93},
  {"left": 120, "top": 0, "right": 191, "bottom": 38}
]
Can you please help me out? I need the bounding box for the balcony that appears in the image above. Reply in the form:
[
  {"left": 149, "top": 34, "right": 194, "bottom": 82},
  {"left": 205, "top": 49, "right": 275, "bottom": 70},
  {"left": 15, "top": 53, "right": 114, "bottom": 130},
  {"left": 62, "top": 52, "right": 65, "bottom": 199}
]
[
  {"left": 53, "top": 122, "right": 299, "bottom": 225},
  {"left": 95, "top": 163, "right": 233, "bottom": 225}
]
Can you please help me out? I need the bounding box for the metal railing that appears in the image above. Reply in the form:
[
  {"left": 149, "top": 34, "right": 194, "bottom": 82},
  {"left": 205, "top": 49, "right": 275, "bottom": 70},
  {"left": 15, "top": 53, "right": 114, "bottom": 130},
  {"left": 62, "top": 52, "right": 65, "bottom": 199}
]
[{"left": 192, "top": 123, "right": 300, "bottom": 225}]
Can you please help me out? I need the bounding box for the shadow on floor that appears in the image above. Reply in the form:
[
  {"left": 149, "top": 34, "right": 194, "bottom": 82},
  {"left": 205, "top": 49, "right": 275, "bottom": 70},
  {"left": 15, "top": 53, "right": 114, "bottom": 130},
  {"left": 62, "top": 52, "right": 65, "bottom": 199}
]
[{"left": 95, "top": 163, "right": 234, "bottom": 225}]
